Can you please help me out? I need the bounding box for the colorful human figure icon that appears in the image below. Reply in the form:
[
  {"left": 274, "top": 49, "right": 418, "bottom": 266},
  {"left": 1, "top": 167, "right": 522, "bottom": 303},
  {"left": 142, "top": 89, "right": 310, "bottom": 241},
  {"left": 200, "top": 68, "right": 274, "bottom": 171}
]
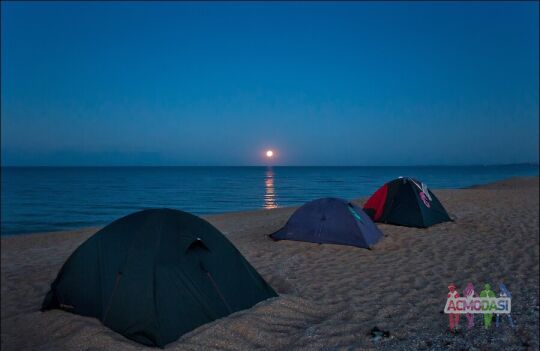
[
  {"left": 496, "top": 283, "right": 515, "bottom": 328},
  {"left": 447, "top": 283, "right": 460, "bottom": 331},
  {"left": 480, "top": 283, "right": 496, "bottom": 329},
  {"left": 463, "top": 282, "right": 475, "bottom": 330}
]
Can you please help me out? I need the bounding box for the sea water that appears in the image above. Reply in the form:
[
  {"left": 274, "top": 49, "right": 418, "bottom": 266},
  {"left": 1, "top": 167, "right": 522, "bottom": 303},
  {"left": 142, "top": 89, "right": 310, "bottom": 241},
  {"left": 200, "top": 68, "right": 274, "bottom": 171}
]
[{"left": 1, "top": 165, "right": 538, "bottom": 235}]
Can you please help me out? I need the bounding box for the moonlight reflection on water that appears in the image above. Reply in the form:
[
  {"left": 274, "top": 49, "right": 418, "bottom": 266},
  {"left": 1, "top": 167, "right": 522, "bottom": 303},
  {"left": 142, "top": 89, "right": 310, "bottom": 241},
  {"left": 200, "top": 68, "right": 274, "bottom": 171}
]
[{"left": 264, "top": 168, "right": 278, "bottom": 209}]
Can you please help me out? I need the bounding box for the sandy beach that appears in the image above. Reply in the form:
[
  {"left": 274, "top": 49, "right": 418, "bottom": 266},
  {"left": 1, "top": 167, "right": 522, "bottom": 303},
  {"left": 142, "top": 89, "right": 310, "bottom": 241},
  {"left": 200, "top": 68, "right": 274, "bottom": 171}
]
[{"left": 1, "top": 176, "right": 538, "bottom": 350}]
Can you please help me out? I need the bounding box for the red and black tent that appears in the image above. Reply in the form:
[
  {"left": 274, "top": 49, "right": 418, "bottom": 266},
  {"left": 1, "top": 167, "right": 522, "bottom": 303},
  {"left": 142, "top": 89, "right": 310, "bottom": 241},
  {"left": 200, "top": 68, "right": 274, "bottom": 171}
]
[{"left": 363, "top": 177, "right": 451, "bottom": 228}]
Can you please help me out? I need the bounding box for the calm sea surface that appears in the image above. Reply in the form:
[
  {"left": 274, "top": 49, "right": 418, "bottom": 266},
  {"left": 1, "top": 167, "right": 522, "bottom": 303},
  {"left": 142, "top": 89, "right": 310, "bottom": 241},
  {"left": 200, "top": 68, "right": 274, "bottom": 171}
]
[{"left": 1, "top": 165, "right": 538, "bottom": 235}]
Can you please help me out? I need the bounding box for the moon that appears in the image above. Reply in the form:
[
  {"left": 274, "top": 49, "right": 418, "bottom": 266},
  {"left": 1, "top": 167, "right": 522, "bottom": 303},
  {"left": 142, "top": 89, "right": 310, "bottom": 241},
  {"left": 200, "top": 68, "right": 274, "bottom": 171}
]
[{"left": 266, "top": 150, "right": 274, "bottom": 158}]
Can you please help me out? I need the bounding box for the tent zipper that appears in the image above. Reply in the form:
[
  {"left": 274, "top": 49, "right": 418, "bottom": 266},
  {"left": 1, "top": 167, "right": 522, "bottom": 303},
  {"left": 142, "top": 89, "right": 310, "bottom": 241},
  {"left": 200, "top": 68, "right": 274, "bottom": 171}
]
[
  {"left": 205, "top": 270, "right": 232, "bottom": 314},
  {"left": 103, "top": 271, "right": 122, "bottom": 322}
]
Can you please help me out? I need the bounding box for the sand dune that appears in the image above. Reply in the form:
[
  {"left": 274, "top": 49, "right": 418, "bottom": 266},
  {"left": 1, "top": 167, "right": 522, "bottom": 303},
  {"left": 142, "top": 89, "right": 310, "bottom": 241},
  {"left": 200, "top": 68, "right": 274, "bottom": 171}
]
[{"left": 1, "top": 177, "right": 539, "bottom": 350}]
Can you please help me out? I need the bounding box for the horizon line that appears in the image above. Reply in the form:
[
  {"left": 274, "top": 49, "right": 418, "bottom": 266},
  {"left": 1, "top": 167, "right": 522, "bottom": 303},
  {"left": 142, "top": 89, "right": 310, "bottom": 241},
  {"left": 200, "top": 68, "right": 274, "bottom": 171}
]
[{"left": 1, "top": 162, "right": 539, "bottom": 168}]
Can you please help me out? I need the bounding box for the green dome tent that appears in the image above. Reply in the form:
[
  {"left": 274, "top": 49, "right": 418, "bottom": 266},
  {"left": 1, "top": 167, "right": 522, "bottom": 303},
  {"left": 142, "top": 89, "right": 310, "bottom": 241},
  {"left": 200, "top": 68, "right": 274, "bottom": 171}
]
[{"left": 41, "top": 209, "right": 277, "bottom": 347}]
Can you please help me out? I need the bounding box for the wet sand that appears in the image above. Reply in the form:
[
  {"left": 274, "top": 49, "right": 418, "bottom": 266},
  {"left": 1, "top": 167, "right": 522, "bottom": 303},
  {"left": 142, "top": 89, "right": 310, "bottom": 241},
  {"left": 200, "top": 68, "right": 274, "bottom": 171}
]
[{"left": 1, "top": 176, "right": 539, "bottom": 350}]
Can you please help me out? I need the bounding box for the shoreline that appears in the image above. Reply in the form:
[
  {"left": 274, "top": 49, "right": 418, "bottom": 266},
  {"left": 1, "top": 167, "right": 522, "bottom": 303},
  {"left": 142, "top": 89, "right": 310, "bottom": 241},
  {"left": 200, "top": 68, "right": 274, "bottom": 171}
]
[
  {"left": 2, "top": 175, "right": 537, "bottom": 239},
  {"left": 1, "top": 176, "right": 539, "bottom": 350}
]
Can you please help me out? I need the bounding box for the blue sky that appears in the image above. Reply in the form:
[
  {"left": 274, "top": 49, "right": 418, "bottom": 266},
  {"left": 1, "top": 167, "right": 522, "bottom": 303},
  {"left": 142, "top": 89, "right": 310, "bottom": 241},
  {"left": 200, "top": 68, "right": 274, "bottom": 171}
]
[{"left": 1, "top": 1, "right": 538, "bottom": 166}]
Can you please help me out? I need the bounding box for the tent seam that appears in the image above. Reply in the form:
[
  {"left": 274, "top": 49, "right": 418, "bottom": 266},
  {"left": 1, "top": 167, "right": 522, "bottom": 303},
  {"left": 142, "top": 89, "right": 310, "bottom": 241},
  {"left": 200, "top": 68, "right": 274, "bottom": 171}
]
[
  {"left": 410, "top": 182, "right": 427, "bottom": 228},
  {"left": 152, "top": 220, "right": 164, "bottom": 346}
]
